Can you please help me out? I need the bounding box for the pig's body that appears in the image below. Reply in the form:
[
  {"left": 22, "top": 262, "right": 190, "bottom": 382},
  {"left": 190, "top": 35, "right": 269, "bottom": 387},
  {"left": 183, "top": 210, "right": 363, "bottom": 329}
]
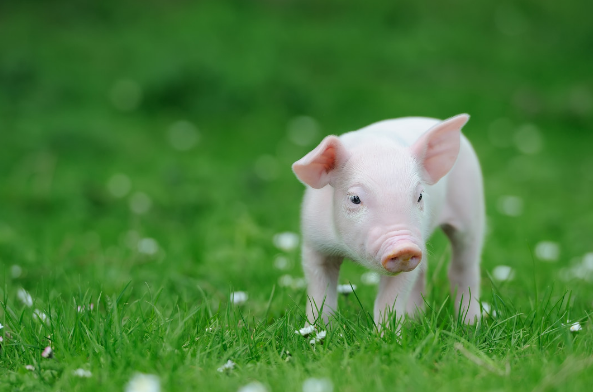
[{"left": 293, "top": 115, "right": 485, "bottom": 326}]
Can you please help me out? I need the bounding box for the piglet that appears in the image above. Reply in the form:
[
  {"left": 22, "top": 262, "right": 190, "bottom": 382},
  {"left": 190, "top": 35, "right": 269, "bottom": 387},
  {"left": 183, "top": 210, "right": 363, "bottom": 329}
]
[{"left": 292, "top": 114, "right": 485, "bottom": 327}]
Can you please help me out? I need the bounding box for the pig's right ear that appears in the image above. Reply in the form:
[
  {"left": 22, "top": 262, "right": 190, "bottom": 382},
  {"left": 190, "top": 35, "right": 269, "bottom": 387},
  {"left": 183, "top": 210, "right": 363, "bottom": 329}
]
[{"left": 292, "top": 135, "right": 347, "bottom": 189}]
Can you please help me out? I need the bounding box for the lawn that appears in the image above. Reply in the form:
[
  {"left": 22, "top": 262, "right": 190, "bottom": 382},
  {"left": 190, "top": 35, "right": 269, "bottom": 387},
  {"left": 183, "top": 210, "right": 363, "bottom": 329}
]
[{"left": 1, "top": 0, "right": 593, "bottom": 391}]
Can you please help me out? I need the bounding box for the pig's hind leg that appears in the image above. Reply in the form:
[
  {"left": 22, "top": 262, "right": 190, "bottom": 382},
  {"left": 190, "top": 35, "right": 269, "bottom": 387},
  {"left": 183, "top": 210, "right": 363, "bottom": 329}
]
[
  {"left": 440, "top": 145, "right": 485, "bottom": 323},
  {"left": 442, "top": 222, "right": 483, "bottom": 323},
  {"left": 301, "top": 243, "right": 343, "bottom": 326}
]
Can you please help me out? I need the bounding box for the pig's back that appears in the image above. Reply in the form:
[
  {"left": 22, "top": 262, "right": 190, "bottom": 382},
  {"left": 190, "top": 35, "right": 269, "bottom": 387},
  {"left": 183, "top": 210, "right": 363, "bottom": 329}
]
[{"left": 340, "top": 117, "right": 440, "bottom": 148}]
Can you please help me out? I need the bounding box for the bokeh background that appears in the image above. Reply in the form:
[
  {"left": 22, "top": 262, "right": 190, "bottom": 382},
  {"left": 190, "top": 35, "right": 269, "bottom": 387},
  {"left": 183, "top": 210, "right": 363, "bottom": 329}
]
[{"left": 1, "top": 0, "right": 593, "bottom": 370}]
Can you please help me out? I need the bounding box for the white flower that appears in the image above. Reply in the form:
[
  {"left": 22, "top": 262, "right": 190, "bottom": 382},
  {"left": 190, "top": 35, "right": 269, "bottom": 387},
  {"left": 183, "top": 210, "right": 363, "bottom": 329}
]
[
  {"left": 361, "top": 271, "right": 380, "bottom": 285},
  {"left": 292, "top": 277, "right": 307, "bottom": 289},
  {"left": 129, "top": 192, "right": 152, "bottom": 214},
  {"left": 73, "top": 368, "right": 92, "bottom": 377},
  {"left": 217, "top": 359, "right": 236, "bottom": 373},
  {"left": 41, "top": 346, "right": 53, "bottom": 358},
  {"left": 230, "top": 291, "right": 248, "bottom": 305},
  {"left": 295, "top": 325, "right": 316, "bottom": 336},
  {"left": 309, "top": 330, "right": 327, "bottom": 345},
  {"left": 535, "top": 241, "right": 560, "bottom": 262},
  {"left": 33, "top": 309, "right": 48, "bottom": 324},
  {"left": 137, "top": 238, "right": 159, "bottom": 255},
  {"left": 17, "top": 288, "right": 33, "bottom": 307},
  {"left": 481, "top": 302, "right": 497, "bottom": 317},
  {"left": 125, "top": 373, "right": 160, "bottom": 392},
  {"left": 492, "top": 265, "right": 515, "bottom": 281},
  {"left": 570, "top": 322, "right": 583, "bottom": 332},
  {"left": 238, "top": 381, "right": 268, "bottom": 392},
  {"left": 107, "top": 173, "right": 131, "bottom": 198},
  {"left": 273, "top": 255, "right": 291, "bottom": 270},
  {"left": 78, "top": 303, "right": 95, "bottom": 312},
  {"left": 25, "top": 365, "right": 35, "bottom": 371},
  {"left": 337, "top": 284, "right": 356, "bottom": 294},
  {"left": 11, "top": 265, "right": 22, "bottom": 279},
  {"left": 583, "top": 253, "right": 593, "bottom": 270},
  {"left": 481, "top": 302, "right": 491, "bottom": 314},
  {"left": 302, "top": 377, "right": 333, "bottom": 392},
  {"left": 0, "top": 322, "right": 3, "bottom": 329},
  {"left": 497, "top": 195, "right": 523, "bottom": 217},
  {"left": 278, "top": 274, "right": 294, "bottom": 287},
  {"left": 273, "top": 232, "right": 299, "bottom": 252},
  {"left": 278, "top": 275, "right": 307, "bottom": 289}
]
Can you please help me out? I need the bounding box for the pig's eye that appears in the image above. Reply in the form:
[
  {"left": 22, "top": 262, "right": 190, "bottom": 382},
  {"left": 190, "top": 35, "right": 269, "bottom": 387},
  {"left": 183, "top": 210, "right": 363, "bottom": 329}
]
[
  {"left": 350, "top": 195, "right": 361, "bottom": 205},
  {"left": 417, "top": 193, "right": 423, "bottom": 203}
]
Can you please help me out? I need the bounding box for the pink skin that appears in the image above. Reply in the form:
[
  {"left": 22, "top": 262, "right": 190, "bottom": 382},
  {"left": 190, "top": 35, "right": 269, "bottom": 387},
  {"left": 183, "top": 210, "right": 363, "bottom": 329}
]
[{"left": 293, "top": 114, "right": 485, "bottom": 328}]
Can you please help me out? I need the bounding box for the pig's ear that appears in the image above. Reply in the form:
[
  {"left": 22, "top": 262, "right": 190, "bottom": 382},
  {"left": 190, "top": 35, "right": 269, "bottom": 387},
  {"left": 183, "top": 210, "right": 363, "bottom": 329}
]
[
  {"left": 292, "top": 135, "right": 347, "bottom": 189},
  {"left": 411, "top": 114, "right": 469, "bottom": 185}
]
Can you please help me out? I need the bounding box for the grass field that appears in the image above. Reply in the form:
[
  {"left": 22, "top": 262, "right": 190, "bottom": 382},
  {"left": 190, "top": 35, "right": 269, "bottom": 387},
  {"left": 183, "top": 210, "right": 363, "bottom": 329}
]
[{"left": 1, "top": 0, "right": 593, "bottom": 391}]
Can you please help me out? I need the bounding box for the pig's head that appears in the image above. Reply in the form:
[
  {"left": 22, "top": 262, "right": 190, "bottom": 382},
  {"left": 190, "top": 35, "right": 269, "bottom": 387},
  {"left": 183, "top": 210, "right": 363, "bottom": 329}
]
[{"left": 293, "top": 114, "right": 469, "bottom": 275}]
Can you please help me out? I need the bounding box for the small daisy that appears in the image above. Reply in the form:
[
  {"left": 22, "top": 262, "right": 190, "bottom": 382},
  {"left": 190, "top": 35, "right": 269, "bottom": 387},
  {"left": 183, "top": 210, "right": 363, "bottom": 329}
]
[
  {"left": 570, "top": 322, "right": 583, "bottom": 332},
  {"left": 25, "top": 365, "right": 35, "bottom": 371},
  {"left": 17, "top": 288, "right": 33, "bottom": 307},
  {"left": 230, "top": 291, "right": 248, "bottom": 305},
  {"left": 125, "top": 373, "right": 160, "bottom": 392},
  {"left": 361, "top": 271, "right": 380, "bottom": 285},
  {"left": 492, "top": 265, "right": 515, "bottom": 281},
  {"left": 535, "top": 241, "right": 560, "bottom": 262},
  {"left": 481, "top": 302, "right": 497, "bottom": 317},
  {"left": 273, "top": 255, "right": 291, "bottom": 270},
  {"left": 295, "top": 325, "right": 316, "bottom": 337},
  {"left": 292, "top": 277, "right": 307, "bottom": 289},
  {"left": 33, "top": 309, "right": 49, "bottom": 324},
  {"left": 497, "top": 195, "right": 523, "bottom": 217},
  {"left": 309, "top": 330, "right": 327, "bottom": 345},
  {"left": 217, "top": 359, "right": 236, "bottom": 373},
  {"left": 273, "top": 232, "right": 299, "bottom": 252},
  {"left": 238, "top": 381, "right": 268, "bottom": 392},
  {"left": 337, "top": 284, "right": 356, "bottom": 295},
  {"left": 73, "top": 368, "right": 92, "bottom": 378},
  {"left": 77, "top": 303, "right": 95, "bottom": 312},
  {"left": 41, "top": 346, "right": 53, "bottom": 358},
  {"left": 302, "top": 377, "right": 334, "bottom": 392}
]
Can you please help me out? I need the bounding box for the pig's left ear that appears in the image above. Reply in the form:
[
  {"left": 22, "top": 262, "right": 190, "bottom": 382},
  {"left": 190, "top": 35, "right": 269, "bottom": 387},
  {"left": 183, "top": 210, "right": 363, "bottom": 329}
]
[
  {"left": 410, "top": 114, "right": 469, "bottom": 185},
  {"left": 292, "top": 135, "right": 348, "bottom": 189}
]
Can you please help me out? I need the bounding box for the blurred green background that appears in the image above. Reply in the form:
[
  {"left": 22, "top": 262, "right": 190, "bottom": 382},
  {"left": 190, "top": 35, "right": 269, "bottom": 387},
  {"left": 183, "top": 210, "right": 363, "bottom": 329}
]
[{"left": 0, "top": 0, "right": 592, "bottom": 389}]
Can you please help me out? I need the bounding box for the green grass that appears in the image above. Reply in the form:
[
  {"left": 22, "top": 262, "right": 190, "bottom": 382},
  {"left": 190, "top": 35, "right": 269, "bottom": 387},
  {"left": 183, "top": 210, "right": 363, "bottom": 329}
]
[{"left": 1, "top": 0, "right": 593, "bottom": 390}]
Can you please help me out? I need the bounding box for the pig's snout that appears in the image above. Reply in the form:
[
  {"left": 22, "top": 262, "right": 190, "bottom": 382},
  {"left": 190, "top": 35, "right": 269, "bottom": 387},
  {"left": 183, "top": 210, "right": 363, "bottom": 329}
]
[{"left": 381, "top": 244, "right": 422, "bottom": 274}]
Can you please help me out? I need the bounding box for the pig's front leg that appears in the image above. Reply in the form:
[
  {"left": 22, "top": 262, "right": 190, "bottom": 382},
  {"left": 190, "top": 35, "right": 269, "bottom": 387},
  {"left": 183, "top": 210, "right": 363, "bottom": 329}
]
[
  {"left": 374, "top": 268, "right": 420, "bottom": 328},
  {"left": 302, "top": 243, "right": 343, "bottom": 326}
]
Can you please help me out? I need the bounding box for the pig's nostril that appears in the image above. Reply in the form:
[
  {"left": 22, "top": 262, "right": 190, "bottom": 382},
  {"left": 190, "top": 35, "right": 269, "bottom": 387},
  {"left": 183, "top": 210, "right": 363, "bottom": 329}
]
[{"left": 381, "top": 247, "right": 423, "bottom": 273}]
